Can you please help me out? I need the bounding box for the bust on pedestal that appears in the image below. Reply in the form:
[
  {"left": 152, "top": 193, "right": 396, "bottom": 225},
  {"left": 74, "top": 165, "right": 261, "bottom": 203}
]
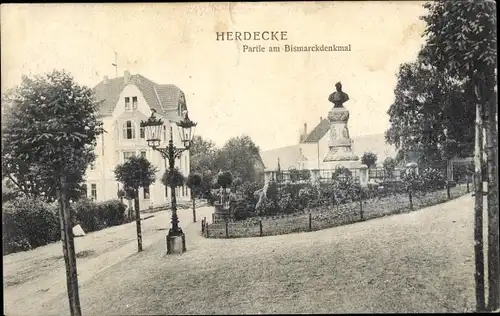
[{"left": 323, "top": 82, "right": 359, "bottom": 165}]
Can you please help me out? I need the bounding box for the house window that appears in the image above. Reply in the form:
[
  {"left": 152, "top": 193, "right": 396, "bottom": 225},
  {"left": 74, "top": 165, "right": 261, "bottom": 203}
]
[
  {"left": 165, "top": 185, "right": 168, "bottom": 197},
  {"left": 123, "top": 120, "right": 136, "bottom": 139},
  {"left": 125, "top": 97, "right": 130, "bottom": 111},
  {"left": 132, "top": 97, "right": 138, "bottom": 110},
  {"left": 123, "top": 151, "right": 135, "bottom": 161},
  {"left": 91, "top": 184, "right": 97, "bottom": 200},
  {"left": 140, "top": 126, "right": 145, "bottom": 139},
  {"left": 143, "top": 186, "right": 150, "bottom": 199},
  {"left": 181, "top": 185, "right": 185, "bottom": 197},
  {"left": 141, "top": 151, "right": 147, "bottom": 159}
]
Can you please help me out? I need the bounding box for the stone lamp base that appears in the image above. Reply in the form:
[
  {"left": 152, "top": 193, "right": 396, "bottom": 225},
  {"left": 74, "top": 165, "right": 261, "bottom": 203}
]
[{"left": 166, "top": 229, "right": 187, "bottom": 255}]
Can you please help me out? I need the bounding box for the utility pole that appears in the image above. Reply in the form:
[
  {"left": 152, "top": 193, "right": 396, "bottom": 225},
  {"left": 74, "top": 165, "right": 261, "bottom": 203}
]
[{"left": 112, "top": 52, "right": 118, "bottom": 78}]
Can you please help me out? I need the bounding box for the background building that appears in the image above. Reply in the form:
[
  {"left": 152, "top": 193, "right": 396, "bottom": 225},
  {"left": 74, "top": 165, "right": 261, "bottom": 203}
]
[
  {"left": 260, "top": 117, "right": 397, "bottom": 172},
  {"left": 84, "top": 71, "right": 192, "bottom": 207}
]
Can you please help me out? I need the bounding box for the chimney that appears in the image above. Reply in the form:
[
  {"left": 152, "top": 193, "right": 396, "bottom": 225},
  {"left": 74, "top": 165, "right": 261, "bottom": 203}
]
[
  {"left": 124, "top": 70, "right": 130, "bottom": 84},
  {"left": 320, "top": 116, "right": 323, "bottom": 122},
  {"left": 103, "top": 75, "right": 108, "bottom": 84},
  {"left": 303, "top": 123, "right": 307, "bottom": 136}
]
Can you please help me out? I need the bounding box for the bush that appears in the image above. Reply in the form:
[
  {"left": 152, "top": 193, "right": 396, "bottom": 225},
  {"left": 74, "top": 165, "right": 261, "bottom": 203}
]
[
  {"left": 402, "top": 168, "right": 446, "bottom": 193},
  {"left": 383, "top": 157, "right": 397, "bottom": 178},
  {"left": 3, "top": 197, "right": 60, "bottom": 255},
  {"left": 332, "top": 166, "right": 353, "bottom": 182},
  {"left": 289, "top": 168, "right": 300, "bottom": 182},
  {"left": 297, "top": 185, "right": 319, "bottom": 208},
  {"left": 420, "top": 168, "right": 447, "bottom": 192},
  {"left": 361, "top": 152, "right": 378, "bottom": 168},
  {"left": 299, "top": 169, "right": 311, "bottom": 181},
  {"left": 72, "top": 198, "right": 127, "bottom": 233}
]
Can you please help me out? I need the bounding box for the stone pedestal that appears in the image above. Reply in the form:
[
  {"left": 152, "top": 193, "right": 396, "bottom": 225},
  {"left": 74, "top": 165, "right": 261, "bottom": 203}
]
[
  {"left": 166, "top": 230, "right": 186, "bottom": 254},
  {"left": 323, "top": 107, "right": 359, "bottom": 164}
]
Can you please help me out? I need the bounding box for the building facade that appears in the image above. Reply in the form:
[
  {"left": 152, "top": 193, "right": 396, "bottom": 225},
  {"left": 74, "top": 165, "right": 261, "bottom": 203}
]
[{"left": 84, "top": 71, "right": 192, "bottom": 208}]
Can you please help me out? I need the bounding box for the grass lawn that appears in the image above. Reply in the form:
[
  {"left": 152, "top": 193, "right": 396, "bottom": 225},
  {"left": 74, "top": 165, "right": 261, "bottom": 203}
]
[
  {"left": 206, "top": 184, "right": 469, "bottom": 239},
  {"left": 39, "top": 194, "right": 478, "bottom": 314}
]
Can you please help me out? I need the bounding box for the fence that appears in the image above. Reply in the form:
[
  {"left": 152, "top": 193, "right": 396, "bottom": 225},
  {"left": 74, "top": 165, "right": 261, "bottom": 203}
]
[
  {"left": 201, "top": 182, "right": 470, "bottom": 239},
  {"left": 270, "top": 167, "right": 407, "bottom": 186}
]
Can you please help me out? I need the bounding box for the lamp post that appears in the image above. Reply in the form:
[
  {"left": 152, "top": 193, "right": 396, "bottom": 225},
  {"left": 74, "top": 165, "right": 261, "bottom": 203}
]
[{"left": 140, "top": 109, "right": 197, "bottom": 254}]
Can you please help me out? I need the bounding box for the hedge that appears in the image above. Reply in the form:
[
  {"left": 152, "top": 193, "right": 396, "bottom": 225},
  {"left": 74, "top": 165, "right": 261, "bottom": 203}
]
[{"left": 3, "top": 197, "right": 128, "bottom": 255}]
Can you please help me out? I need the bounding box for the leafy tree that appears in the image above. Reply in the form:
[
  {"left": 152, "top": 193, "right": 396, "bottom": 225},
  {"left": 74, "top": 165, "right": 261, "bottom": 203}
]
[
  {"left": 1, "top": 70, "right": 104, "bottom": 315},
  {"left": 190, "top": 136, "right": 219, "bottom": 175},
  {"left": 217, "top": 135, "right": 261, "bottom": 183},
  {"left": 114, "top": 155, "right": 158, "bottom": 252},
  {"left": 419, "top": 0, "right": 498, "bottom": 311},
  {"left": 191, "top": 135, "right": 217, "bottom": 157},
  {"left": 2, "top": 79, "right": 98, "bottom": 203},
  {"left": 385, "top": 60, "right": 475, "bottom": 168},
  {"left": 161, "top": 168, "right": 185, "bottom": 188},
  {"left": 361, "top": 152, "right": 378, "bottom": 168},
  {"left": 217, "top": 170, "right": 233, "bottom": 189},
  {"left": 216, "top": 170, "right": 233, "bottom": 204},
  {"left": 186, "top": 173, "right": 202, "bottom": 195}
]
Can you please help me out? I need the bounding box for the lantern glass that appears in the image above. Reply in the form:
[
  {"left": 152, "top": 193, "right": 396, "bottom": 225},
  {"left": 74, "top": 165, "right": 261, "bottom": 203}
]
[
  {"left": 141, "top": 111, "right": 164, "bottom": 148},
  {"left": 176, "top": 111, "right": 197, "bottom": 149}
]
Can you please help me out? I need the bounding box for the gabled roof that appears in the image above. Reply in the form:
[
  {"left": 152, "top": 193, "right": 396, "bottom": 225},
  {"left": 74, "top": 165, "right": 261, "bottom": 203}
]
[
  {"left": 301, "top": 119, "right": 330, "bottom": 143},
  {"left": 93, "top": 74, "right": 184, "bottom": 119}
]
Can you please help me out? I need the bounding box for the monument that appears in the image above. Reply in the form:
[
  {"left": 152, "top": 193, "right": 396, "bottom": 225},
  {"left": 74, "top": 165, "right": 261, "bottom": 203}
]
[{"left": 323, "top": 82, "right": 360, "bottom": 167}]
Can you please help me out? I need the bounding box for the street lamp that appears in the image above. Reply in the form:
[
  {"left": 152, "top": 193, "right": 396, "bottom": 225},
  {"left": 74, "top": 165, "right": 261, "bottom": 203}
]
[{"left": 140, "top": 109, "right": 197, "bottom": 254}]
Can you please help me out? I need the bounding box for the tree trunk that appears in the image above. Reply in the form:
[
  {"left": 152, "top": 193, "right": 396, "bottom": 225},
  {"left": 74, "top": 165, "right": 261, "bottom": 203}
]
[
  {"left": 192, "top": 189, "right": 196, "bottom": 223},
  {"left": 58, "top": 174, "right": 82, "bottom": 316},
  {"left": 134, "top": 190, "right": 143, "bottom": 252},
  {"left": 474, "top": 101, "right": 486, "bottom": 311},
  {"left": 485, "top": 96, "right": 500, "bottom": 311}
]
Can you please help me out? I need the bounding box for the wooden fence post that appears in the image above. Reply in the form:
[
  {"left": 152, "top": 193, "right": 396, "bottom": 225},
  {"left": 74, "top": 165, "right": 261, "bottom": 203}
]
[
  {"left": 359, "top": 192, "right": 364, "bottom": 221},
  {"left": 308, "top": 213, "right": 312, "bottom": 231},
  {"left": 205, "top": 222, "right": 209, "bottom": 238},
  {"left": 259, "top": 220, "right": 263, "bottom": 237},
  {"left": 446, "top": 181, "right": 451, "bottom": 199},
  {"left": 467, "top": 180, "right": 470, "bottom": 193},
  {"left": 225, "top": 220, "right": 229, "bottom": 238},
  {"left": 408, "top": 189, "right": 413, "bottom": 210},
  {"left": 201, "top": 218, "right": 205, "bottom": 234}
]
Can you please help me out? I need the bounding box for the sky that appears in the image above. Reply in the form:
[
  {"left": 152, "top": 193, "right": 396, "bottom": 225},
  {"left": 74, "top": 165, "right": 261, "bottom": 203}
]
[{"left": 1, "top": 2, "right": 427, "bottom": 151}]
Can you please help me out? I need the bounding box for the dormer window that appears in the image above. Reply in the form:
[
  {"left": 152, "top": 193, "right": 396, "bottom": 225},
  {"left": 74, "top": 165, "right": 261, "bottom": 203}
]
[
  {"left": 140, "top": 126, "right": 145, "bottom": 139},
  {"left": 125, "top": 97, "right": 130, "bottom": 111},
  {"left": 132, "top": 97, "right": 138, "bottom": 110},
  {"left": 123, "top": 120, "right": 136, "bottom": 139}
]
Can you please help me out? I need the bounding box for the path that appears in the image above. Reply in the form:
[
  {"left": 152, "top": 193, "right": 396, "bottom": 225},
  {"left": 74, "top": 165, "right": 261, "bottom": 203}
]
[
  {"left": 4, "top": 193, "right": 484, "bottom": 314},
  {"left": 3, "top": 205, "right": 215, "bottom": 315}
]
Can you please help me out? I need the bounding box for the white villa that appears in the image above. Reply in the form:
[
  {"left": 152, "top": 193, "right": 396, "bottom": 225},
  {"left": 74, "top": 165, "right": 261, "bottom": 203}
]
[{"left": 84, "top": 71, "right": 192, "bottom": 207}]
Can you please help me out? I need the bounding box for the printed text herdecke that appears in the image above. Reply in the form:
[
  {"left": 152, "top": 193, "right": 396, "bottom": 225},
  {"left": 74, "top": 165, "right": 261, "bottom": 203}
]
[{"left": 216, "top": 31, "right": 288, "bottom": 41}]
